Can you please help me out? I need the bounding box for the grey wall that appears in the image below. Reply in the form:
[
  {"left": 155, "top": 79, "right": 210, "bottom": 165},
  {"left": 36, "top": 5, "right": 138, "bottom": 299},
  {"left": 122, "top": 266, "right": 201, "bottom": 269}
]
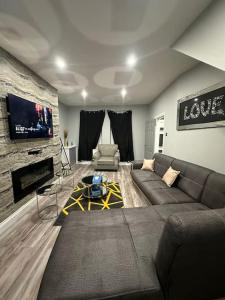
[
  {"left": 0, "top": 48, "right": 60, "bottom": 222},
  {"left": 174, "top": 0, "right": 225, "bottom": 72},
  {"left": 58, "top": 101, "right": 69, "bottom": 142},
  {"left": 148, "top": 62, "right": 225, "bottom": 174},
  {"left": 58, "top": 104, "right": 148, "bottom": 160}
]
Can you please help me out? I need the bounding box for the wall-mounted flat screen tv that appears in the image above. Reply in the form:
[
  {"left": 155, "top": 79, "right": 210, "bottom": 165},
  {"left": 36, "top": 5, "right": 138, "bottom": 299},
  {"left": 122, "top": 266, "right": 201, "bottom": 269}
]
[{"left": 7, "top": 94, "right": 53, "bottom": 139}]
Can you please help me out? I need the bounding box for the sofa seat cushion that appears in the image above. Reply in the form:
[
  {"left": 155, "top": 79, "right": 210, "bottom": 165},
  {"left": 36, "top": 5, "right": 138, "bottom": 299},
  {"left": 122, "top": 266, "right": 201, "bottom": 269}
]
[
  {"left": 131, "top": 169, "right": 161, "bottom": 184},
  {"left": 62, "top": 209, "right": 126, "bottom": 228},
  {"left": 123, "top": 207, "right": 162, "bottom": 224},
  {"left": 38, "top": 209, "right": 163, "bottom": 300},
  {"left": 138, "top": 181, "right": 169, "bottom": 200},
  {"left": 153, "top": 203, "right": 208, "bottom": 221},
  {"left": 98, "top": 156, "right": 115, "bottom": 165},
  {"left": 147, "top": 187, "right": 196, "bottom": 205},
  {"left": 124, "top": 208, "right": 166, "bottom": 261}
]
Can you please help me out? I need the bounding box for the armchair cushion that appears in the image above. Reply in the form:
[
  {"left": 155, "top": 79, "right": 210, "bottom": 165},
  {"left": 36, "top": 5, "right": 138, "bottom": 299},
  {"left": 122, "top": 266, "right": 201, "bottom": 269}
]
[
  {"left": 98, "top": 144, "right": 118, "bottom": 157},
  {"left": 98, "top": 156, "right": 115, "bottom": 165}
]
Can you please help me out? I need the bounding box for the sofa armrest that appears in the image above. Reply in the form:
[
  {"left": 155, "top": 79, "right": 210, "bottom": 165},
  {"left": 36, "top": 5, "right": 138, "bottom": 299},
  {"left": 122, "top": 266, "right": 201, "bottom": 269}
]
[
  {"left": 131, "top": 160, "right": 143, "bottom": 170},
  {"left": 93, "top": 150, "right": 100, "bottom": 160},
  {"left": 114, "top": 150, "right": 120, "bottom": 161},
  {"left": 155, "top": 209, "right": 225, "bottom": 300}
]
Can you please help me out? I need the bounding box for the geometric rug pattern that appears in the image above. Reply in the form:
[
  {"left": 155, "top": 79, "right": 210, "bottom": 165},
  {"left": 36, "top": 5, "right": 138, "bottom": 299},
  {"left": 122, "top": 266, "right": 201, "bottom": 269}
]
[{"left": 54, "top": 181, "right": 124, "bottom": 226}]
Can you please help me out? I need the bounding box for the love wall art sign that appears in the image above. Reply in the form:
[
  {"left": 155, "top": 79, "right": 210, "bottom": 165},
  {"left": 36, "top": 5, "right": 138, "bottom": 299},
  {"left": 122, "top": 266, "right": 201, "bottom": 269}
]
[{"left": 177, "top": 85, "right": 225, "bottom": 130}]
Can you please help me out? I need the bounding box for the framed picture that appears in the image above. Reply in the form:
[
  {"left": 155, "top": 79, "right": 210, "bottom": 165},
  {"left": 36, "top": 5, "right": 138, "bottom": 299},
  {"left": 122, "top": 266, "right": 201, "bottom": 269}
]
[{"left": 177, "top": 83, "right": 225, "bottom": 130}]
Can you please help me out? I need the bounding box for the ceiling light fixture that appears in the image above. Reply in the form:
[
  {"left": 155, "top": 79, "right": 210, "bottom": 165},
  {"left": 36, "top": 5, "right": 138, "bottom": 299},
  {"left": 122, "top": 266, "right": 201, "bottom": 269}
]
[
  {"left": 126, "top": 53, "right": 137, "bottom": 67},
  {"left": 121, "top": 88, "right": 127, "bottom": 99},
  {"left": 81, "top": 89, "right": 88, "bottom": 99},
  {"left": 55, "top": 56, "right": 66, "bottom": 70}
]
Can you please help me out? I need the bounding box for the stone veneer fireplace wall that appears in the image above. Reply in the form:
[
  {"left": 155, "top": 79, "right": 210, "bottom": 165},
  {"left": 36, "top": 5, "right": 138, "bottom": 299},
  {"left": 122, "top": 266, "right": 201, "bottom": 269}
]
[{"left": 0, "top": 47, "right": 61, "bottom": 222}]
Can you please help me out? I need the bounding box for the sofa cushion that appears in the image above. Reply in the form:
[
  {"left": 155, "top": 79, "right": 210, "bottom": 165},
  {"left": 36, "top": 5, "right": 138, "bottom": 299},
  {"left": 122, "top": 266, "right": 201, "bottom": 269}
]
[
  {"left": 123, "top": 207, "right": 162, "bottom": 224},
  {"left": 62, "top": 209, "right": 126, "bottom": 228},
  {"left": 162, "top": 166, "right": 180, "bottom": 187},
  {"left": 153, "top": 203, "right": 208, "bottom": 221},
  {"left": 131, "top": 169, "right": 161, "bottom": 184},
  {"left": 171, "top": 158, "right": 211, "bottom": 201},
  {"left": 98, "top": 144, "right": 118, "bottom": 156},
  {"left": 153, "top": 153, "right": 174, "bottom": 177},
  {"left": 201, "top": 172, "right": 225, "bottom": 209},
  {"left": 147, "top": 187, "right": 196, "bottom": 205},
  {"left": 139, "top": 181, "right": 169, "bottom": 200},
  {"left": 98, "top": 156, "right": 114, "bottom": 165},
  {"left": 123, "top": 207, "right": 165, "bottom": 261},
  {"left": 38, "top": 209, "right": 163, "bottom": 300},
  {"left": 155, "top": 209, "right": 225, "bottom": 300},
  {"left": 141, "top": 159, "right": 155, "bottom": 171}
]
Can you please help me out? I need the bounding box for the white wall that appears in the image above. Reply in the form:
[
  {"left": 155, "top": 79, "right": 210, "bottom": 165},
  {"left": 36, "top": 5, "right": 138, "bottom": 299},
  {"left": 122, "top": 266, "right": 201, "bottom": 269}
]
[
  {"left": 58, "top": 104, "right": 148, "bottom": 160},
  {"left": 148, "top": 63, "right": 225, "bottom": 174},
  {"left": 174, "top": 0, "right": 225, "bottom": 72}
]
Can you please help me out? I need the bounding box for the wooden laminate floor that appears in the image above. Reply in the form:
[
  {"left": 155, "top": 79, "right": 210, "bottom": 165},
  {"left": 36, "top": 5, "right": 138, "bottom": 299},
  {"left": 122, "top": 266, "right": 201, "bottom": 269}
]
[{"left": 0, "top": 164, "right": 148, "bottom": 300}]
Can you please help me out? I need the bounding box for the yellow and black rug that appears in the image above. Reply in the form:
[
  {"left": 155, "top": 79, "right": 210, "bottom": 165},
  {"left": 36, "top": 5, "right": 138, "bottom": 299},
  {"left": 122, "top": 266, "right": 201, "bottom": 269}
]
[{"left": 54, "top": 181, "right": 124, "bottom": 226}]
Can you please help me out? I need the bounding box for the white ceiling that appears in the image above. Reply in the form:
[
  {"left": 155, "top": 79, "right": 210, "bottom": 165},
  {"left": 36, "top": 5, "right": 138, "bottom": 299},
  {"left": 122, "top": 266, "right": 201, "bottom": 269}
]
[{"left": 0, "top": 0, "right": 213, "bottom": 105}]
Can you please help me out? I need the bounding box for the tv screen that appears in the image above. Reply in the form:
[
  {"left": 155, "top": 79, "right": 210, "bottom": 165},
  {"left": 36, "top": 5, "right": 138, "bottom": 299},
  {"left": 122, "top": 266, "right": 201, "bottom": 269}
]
[{"left": 7, "top": 94, "right": 53, "bottom": 139}]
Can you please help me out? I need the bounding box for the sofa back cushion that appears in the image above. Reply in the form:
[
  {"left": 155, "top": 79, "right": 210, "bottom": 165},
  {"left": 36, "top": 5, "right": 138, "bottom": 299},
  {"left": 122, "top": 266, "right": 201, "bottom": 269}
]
[
  {"left": 201, "top": 172, "right": 225, "bottom": 209},
  {"left": 153, "top": 153, "right": 174, "bottom": 177},
  {"left": 155, "top": 209, "right": 225, "bottom": 300},
  {"left": 98, "top": 144, "right": 118, "bottom": 156},
  {"left": 171, "top": 159, "right": 211, "bottom": 201}
]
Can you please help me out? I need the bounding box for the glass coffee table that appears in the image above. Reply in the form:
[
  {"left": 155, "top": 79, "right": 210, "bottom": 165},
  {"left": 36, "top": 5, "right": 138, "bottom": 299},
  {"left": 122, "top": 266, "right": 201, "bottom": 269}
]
[
  {"left": 82, "top": 185, "right": 108, "bottom": 199},
  {"left": 82, "top": 175, "right": 108, "bottom": 186}
]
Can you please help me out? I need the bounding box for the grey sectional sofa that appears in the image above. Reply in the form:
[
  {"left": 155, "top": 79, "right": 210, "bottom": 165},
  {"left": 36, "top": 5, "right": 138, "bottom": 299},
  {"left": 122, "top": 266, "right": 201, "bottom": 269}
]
[
  {"left": 131, "top": 153, "right": 225, "bottom": 208},
  {"left": 38, "top": 154, "right": 225, "bottom": 300}
]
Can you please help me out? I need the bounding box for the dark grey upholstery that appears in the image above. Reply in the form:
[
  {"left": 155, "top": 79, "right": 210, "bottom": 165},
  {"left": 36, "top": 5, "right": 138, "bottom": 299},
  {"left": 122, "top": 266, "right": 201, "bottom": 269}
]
[
  {"left": 38, "top": 206, "right": 225, "bottom": 300},
  {"left": 155, "top": 209, "right": 225, "bottom": 300},
  {"left": 38, "top": 154, "right": 225, "bottom": 300},
  {"left": 131, "top": 169, "right": 161, "bottom": 184},
  {"left": 132, "top": 161, "right": 144, "bottom": 170},
  {"left": 146, "top": 187, "right": 196, "bottom": 205},
  {"left": 153, "top": 202, "right": 208, "bottom": 221},
  {"left": 153, "top": 154, "right": 174, "bottom": 177},
  {"left": 123, "top": 208, "right": 165, "bottom": 260},
  {"left": 201, "top": 172, "right": 225, "bottom": 209},
  {"left": 38, "top": 209, "right": 163, "bottom": 300},
  {"left": 171, "top": 158, "right": 211, "bottom": 201},
  {"left": 131, "top": 154, "right": 223, "bottom": 206}
]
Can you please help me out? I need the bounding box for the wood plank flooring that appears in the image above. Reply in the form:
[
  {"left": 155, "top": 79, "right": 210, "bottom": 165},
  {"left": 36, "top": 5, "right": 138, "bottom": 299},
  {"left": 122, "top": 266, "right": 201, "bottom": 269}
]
[{"left": 0, "top": 164, "right": 148, "bottom": 300}]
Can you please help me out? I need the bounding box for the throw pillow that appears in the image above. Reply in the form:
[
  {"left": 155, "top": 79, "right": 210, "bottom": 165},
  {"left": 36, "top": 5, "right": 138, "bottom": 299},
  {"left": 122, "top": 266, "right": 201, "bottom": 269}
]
[
  {"left": 162, "top": 166, "right": 180, "bottom": 187},
  {"left": 141, "top": 159, "right": 155, "bottom": 171}
]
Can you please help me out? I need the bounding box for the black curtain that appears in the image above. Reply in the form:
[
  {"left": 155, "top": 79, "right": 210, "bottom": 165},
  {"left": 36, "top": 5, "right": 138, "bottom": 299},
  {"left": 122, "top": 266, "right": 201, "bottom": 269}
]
[
  {"left": 108, "top": 110, "right": 134, "bottom": 162},
  {"left": 78, "top": 110, "right": 105, "bottom": 161}
]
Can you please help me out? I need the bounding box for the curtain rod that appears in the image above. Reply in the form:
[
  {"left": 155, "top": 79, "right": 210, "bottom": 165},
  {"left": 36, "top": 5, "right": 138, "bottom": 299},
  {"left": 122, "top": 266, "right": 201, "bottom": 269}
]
[
  {"left": 81, "top": 109, "right": 131, "bottom": 113},
  {"left": 107, "top": 109, "right": 131, "bottom": 114}
]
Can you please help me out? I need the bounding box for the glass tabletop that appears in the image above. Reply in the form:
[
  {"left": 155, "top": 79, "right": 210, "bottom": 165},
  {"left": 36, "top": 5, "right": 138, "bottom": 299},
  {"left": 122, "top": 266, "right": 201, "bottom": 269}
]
[
  {"left": 82, "top": 174, "right": 108, "bottom": 185},
  {"left": 82, "top": 185, "right": 108, "bottom": 199}
]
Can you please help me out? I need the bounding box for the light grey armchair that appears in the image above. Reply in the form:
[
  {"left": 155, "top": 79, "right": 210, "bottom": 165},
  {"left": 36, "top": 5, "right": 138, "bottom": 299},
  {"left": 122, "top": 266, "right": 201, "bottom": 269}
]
[{"left": 92, "top": 144, "right": 120, "bottom": 171}]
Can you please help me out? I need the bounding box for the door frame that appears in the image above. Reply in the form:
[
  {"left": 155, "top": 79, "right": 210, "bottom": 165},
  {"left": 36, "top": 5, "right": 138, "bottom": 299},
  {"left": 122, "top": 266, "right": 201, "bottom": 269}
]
[{"left": 154, "top": 113, "right": 165, "bottom": 154}]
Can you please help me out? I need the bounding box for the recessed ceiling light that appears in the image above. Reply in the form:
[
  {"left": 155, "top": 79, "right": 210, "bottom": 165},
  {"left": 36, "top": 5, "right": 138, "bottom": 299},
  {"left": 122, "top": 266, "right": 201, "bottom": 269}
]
[
  {"left": 55, "top": 56, "right": 66, "bottom": 70},
  {"left": 121, "top": 88, "right": 127, "bottom": 99},
  {"left": 126, "top": 54, "right": 137, "bottom": 67},
  {"left": 81, "top": 89, "right": 88, "bottom": 99}
]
